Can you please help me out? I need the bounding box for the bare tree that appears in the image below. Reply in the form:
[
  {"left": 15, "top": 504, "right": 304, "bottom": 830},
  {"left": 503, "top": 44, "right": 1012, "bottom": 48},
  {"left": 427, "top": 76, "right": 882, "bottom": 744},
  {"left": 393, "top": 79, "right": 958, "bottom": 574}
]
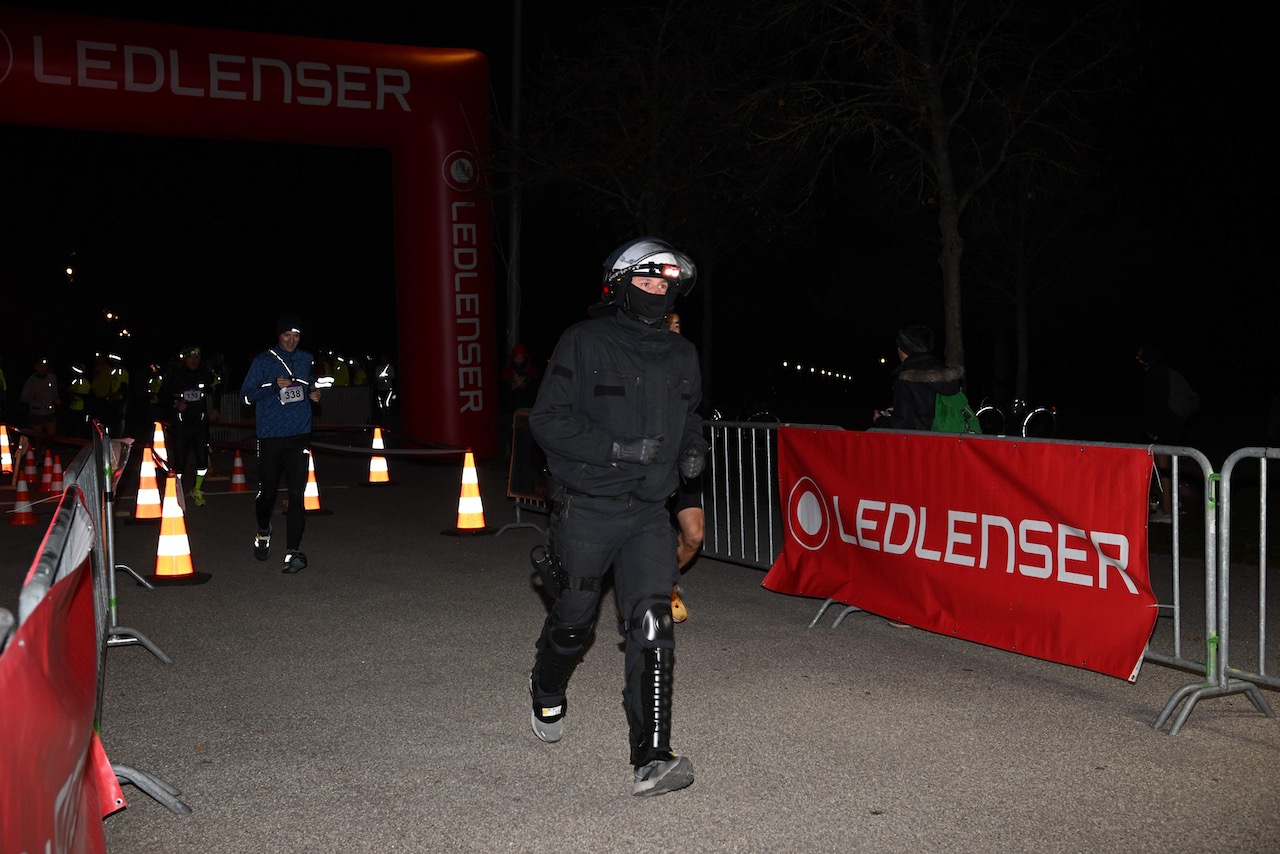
[
  {"left": 510, "top": 0, "right": 818, "bottom": 398},
  {"left": 963, "top": 157, "right": 1117, "bottom": 401},
  {"left": 741, "top": 0, "right": 1139, "bottom": 374}
]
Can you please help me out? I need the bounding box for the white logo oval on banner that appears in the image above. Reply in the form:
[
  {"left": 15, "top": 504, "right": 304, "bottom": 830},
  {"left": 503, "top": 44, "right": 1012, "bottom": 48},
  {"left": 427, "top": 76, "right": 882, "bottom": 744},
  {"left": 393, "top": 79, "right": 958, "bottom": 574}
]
[{"left": 787, "top": 476, "right": 830, "bottom": 551}]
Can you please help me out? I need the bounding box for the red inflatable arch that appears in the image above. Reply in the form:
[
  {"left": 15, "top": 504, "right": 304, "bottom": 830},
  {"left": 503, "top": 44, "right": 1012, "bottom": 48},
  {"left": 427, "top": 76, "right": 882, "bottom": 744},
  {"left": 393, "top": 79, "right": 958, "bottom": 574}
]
[{"left": 0, "top": 6, "right": 496, "bottom": 456}]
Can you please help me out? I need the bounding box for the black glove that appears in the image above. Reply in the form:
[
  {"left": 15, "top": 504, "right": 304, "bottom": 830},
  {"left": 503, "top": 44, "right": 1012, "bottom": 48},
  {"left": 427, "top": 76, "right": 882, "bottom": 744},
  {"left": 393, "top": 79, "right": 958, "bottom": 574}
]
[
  {"left": 611, "top": 436, "right": 661, "bottom": 465},
  {"left": 678, "top": 446, "right": 706, "bottom": 479}
]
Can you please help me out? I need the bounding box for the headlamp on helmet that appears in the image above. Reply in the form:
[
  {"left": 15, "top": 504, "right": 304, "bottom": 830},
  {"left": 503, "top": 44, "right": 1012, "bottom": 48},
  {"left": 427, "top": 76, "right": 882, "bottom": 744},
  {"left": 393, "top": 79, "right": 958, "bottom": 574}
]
[{"left": 599, "top": 237, "right": 697, "bottom": 308}]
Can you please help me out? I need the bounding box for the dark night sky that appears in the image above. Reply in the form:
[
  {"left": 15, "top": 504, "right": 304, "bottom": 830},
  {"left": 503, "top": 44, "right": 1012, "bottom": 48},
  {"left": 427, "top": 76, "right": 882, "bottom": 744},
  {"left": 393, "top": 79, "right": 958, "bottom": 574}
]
[{"left": 1, "top": 2, "right": 1274, "bottom": 455}]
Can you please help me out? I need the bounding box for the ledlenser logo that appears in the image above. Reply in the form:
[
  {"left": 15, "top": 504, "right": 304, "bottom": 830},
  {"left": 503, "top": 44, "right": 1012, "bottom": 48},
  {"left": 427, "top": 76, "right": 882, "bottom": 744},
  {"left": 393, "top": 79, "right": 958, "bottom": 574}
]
[
  {"left": 786, "top": 476, "right": 830, "bottom": 551},
  {"left": 442, "top": 150, "right": 478, "bottom": 191},
  {"left": 0, "top": 27, "right": 14, "bottom": 85}
]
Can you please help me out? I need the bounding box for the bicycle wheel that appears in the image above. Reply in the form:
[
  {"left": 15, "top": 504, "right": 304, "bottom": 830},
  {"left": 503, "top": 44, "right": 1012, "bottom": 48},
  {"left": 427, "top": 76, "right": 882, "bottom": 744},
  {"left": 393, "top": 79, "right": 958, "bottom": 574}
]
[
  {"left": 976, "top": 405, "right": 1006, "bottom": 435},
  {"left": 1021, "top": 406, "right": 1057, "bottom": 438}
]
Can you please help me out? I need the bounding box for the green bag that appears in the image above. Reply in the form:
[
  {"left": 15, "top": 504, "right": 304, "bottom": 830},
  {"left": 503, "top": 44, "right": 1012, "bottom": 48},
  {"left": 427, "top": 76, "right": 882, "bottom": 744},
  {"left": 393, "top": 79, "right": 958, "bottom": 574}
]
[{"left": 933, "top": 390, "right": 981, "bottom": 434}]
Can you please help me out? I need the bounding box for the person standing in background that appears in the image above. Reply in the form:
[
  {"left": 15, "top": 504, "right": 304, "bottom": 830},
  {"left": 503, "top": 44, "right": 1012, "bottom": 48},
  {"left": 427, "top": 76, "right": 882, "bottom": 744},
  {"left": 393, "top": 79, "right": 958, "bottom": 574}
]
[
  {"left": 164, "top": 345, "right": 221, "bottom": 507},
  {"left": 499, "top": 343, "right": 540, "bottom": 464},
  {"left": 64, "top": 361, "right": 91, "bottom": 438},
  {"left": 89, "top": 351, "right": 129, "bottom": 437},
  {"left": 19, "top": 358, "right": 60, "bottom": 447},
  {"left": 871, "top": 324, "right": 964, "bottom": 430},
  {"left": 1138, "top": 341, "right": 1198, "bottom": 522},
  {"left": 374, "top": 354, "right": 396, "bottom": 423}
]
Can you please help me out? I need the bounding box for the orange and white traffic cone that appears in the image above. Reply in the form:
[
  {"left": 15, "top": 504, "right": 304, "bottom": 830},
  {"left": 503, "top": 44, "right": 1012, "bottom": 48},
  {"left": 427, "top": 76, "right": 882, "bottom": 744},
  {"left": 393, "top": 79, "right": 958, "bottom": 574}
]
[
  {"left": 49, "top": 454, "right": 65, "bottom": 494},
  {"left": 149, "top": 471, "right": 210, "bottom": 585},
  {"left": 39, "top": 449, "right": 54, "bottom": 494},
  {"left": 133, "top": 448, "right": 163, "bottom": 521},
  {"left": 150, "top": 421, "right": 169, "bottom": 466},
  {"left": 8, "top": 477, "right": 38, "bottom": 526},
  {"left": 228, "top": 449, "right": 249, "bottom": 493},
  {"left": 303, "top": 450, "right": 332, "bottom": 515},
  {"left": 442, "top": 449, "right": 491, "bottom": 536},
  {"left": 367, "top": 427, "right": 391, "bottom": 484},
  {"left": 21, "top": 447, "right": 38, "bottom": 490},
  {"left": 0, "top": 424, "right": 12, "bottom": 476}
]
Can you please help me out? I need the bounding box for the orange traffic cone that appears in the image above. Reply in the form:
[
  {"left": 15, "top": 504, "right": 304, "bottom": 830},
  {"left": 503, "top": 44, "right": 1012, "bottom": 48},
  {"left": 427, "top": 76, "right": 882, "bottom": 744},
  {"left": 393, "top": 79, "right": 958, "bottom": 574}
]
[
  {"left": 8, "top": 477, "right": 38, "bottom": 525},
  {"left": 0, "top": 425, "right": 12, "bottom": 476},
  {"left": 20, "top": 447, "right": 37, "bottom": 490},
  {"left": 133, "top": 448, "right": 163, "bottom": 521},
  {"left": 442, "top": 449, "right": 491, "bottom": 536},
  {"left": 228, "top": 449, "right": 249, "bottom": 493},
  {"left": 366, "top": 427, "right": 391, "bottom": 484},
  {"left": 49, "top": 455, "right": 65, "bottom": 494},
  {"left": 150, "top": 421, "right": 169, "bottom": 465},
  {"left": 303, "top": 450, "right": 332, "bottom": 515},
  {"left": 149, "top": 472, "right": 210, "bottom": 585},
  {"left": 39, "top": 449, "right": 54, "bottom": 494}
]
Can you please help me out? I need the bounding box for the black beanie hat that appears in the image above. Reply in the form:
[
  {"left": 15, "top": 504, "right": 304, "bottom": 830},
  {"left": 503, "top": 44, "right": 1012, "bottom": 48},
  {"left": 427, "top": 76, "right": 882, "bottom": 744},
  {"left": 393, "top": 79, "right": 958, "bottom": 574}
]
[
  {"left": 896, "top": 324, "right": 934, "bottom": 355},
  {"left": 277, "top": 313, "right": 303, "bottom": 335}
]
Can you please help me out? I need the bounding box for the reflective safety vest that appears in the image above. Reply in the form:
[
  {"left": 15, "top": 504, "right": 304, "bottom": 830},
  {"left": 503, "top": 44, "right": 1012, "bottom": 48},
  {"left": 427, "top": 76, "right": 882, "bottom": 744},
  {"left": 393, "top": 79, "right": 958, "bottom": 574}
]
[
  {"left": 69, "top": 375, "right": 91, "bottom": 412},
  {"left": 92, "top": 365, "right": 124, "bottom": 399}
]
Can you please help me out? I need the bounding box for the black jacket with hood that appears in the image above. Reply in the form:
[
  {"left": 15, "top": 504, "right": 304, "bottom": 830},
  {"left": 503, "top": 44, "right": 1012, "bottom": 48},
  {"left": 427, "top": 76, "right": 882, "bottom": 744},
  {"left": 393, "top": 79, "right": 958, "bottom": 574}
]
[{"left": 884, "top": 353, "right": 964, "bottom": 431}]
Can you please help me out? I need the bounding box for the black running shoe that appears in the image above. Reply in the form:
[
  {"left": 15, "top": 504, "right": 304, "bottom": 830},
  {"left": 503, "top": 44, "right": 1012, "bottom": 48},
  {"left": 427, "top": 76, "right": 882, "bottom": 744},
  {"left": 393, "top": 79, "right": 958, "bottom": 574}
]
[
  {"left": 253, "top": 527, "right": 271, "bottom": 561},
  {"left": 282, "top": 550, "right": 307, "bottom": 574}
]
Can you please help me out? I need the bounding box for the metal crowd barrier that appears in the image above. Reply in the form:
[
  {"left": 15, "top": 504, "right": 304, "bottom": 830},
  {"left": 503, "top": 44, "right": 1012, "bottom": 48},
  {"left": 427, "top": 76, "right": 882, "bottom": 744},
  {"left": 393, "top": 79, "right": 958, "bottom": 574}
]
[
  {"left": 698, "top": 422, "right": 1278, "bottom": 735},
  {"left": 12, "top": 422, "right": 191, "bottom": 815},
  {"left": 1154, "top": 447, "right": 1278, "bottom": 734},
  {"left": 700, "top": 420, "right": 841, "bottom": 568},
  {"left": 495, "top": 415, "right": 1276, "bottom": 734}
]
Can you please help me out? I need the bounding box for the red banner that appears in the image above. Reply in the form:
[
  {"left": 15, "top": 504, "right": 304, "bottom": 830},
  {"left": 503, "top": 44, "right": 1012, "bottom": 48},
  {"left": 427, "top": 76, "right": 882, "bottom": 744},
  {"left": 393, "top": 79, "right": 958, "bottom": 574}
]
[{"left": 763, "top": 429, "right": 1158, "bottom": 680}]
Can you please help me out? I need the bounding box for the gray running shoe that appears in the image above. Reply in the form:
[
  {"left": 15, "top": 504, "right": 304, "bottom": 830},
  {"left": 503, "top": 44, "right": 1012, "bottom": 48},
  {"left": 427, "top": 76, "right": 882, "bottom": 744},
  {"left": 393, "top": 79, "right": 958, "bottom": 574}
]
[
  {"left": 632, "top": 755, "right": 694, "bottom": 797},
  {"left": 283, "top": 550, "right": 307, "bottom": 574},
  {"left": 253, "top": 527, "right": 271, "bottom": 561},
  {"left": 529, "top": 677, "right": 563, "bottom": 743}
]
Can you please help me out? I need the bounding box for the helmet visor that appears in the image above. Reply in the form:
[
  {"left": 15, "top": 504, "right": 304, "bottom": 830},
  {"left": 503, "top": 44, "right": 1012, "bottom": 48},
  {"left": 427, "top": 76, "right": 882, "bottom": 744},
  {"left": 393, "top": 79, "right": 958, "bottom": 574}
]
[{"left": 609, "top": 243, "right": 696, "bottom": 296}]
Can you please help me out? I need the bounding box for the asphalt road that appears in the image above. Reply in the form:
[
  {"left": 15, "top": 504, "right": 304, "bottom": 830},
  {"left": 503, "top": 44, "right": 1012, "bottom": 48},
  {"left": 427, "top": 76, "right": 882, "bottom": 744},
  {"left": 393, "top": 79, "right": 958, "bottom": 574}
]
[{"left": 3, "top": 445, "right": 1279, "bottom": 853}]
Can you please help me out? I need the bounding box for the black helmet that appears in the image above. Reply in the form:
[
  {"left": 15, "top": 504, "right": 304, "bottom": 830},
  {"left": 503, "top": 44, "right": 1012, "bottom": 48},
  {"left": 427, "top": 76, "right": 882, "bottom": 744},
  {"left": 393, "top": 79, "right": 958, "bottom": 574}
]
[{"left": 599, "top": 237, "right": 696, "bottom": 310}]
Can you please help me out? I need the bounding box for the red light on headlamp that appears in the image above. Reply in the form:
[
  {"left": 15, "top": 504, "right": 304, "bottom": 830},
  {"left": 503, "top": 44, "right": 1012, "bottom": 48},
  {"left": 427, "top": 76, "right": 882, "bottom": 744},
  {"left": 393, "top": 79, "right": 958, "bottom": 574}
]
[{"left": 660, "top": 264, "right": 681, "bottom": 279}]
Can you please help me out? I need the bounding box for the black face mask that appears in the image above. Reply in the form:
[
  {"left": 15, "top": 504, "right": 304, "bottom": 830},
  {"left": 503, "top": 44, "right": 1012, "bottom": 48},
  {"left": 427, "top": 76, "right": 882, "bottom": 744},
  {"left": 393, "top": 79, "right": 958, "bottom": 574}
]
[{"left": 624, "top": 283, "right": 669, "bottom": 324}]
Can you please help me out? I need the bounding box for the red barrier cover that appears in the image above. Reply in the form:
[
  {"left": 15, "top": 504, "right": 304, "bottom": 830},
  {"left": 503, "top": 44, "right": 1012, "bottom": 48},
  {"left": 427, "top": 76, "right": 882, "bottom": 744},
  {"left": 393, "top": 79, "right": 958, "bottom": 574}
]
[
  {"left": 0, "top": 557, "right": 124, "bottom": 851},
  {"left": 763, "top": 429, "right": 1158, "bottom": 681}
]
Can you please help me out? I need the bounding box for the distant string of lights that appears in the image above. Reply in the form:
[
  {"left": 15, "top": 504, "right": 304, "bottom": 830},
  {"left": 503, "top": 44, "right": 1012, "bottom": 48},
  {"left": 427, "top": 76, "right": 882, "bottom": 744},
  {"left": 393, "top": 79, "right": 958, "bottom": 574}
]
[{"left": 781, "top": 359, "right": 886, "bottom": 383}]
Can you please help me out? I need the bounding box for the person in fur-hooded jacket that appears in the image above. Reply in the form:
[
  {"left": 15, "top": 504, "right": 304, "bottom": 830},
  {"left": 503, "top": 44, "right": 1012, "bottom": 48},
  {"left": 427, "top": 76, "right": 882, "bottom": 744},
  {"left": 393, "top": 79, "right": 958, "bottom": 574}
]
[{"left": 872, "top": 324, "right": 964, "bottom": 430}]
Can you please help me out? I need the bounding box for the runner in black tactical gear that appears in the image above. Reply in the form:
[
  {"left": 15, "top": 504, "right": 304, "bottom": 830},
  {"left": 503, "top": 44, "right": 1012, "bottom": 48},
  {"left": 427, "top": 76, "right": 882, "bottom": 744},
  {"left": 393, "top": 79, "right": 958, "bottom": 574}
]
[{"left": 526, "top": 236, "right": 707, "bottom": 797}]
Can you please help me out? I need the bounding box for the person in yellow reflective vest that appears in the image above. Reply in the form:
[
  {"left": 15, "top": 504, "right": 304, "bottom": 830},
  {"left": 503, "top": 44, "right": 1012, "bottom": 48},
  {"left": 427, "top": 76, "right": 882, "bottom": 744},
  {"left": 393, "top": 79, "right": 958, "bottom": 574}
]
[
  {"left": 65, "top": 362, "right": 92, "bottom": 437},
  {"left": 349, "top": 356, "right": 369, "bottom": 386},
  {"left": 145, "top": 361, "right": 167, "bottom": 426},
  {"left": 329, "top": 350, "right": 351, "bottom": 387},
  {"left": 90, "top": 351, "right": 129, "bottom": 437}
]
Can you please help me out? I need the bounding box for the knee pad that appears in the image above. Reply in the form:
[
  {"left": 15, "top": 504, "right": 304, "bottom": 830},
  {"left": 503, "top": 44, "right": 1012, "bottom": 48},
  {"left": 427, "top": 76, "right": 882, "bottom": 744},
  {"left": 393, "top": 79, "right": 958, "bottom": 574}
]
[
  {"left": 549, "top": 622, "right": 594, "bottom": 651},
  {"left": 637, "top": 603, "right": 674, "bottom": 643}
]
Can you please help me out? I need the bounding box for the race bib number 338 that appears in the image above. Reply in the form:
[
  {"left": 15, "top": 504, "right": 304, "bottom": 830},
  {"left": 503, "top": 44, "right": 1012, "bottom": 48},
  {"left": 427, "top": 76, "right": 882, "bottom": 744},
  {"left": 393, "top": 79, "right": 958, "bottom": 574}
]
[{"left": 279, "top": 384, "right": 305, "bottom": 405}]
